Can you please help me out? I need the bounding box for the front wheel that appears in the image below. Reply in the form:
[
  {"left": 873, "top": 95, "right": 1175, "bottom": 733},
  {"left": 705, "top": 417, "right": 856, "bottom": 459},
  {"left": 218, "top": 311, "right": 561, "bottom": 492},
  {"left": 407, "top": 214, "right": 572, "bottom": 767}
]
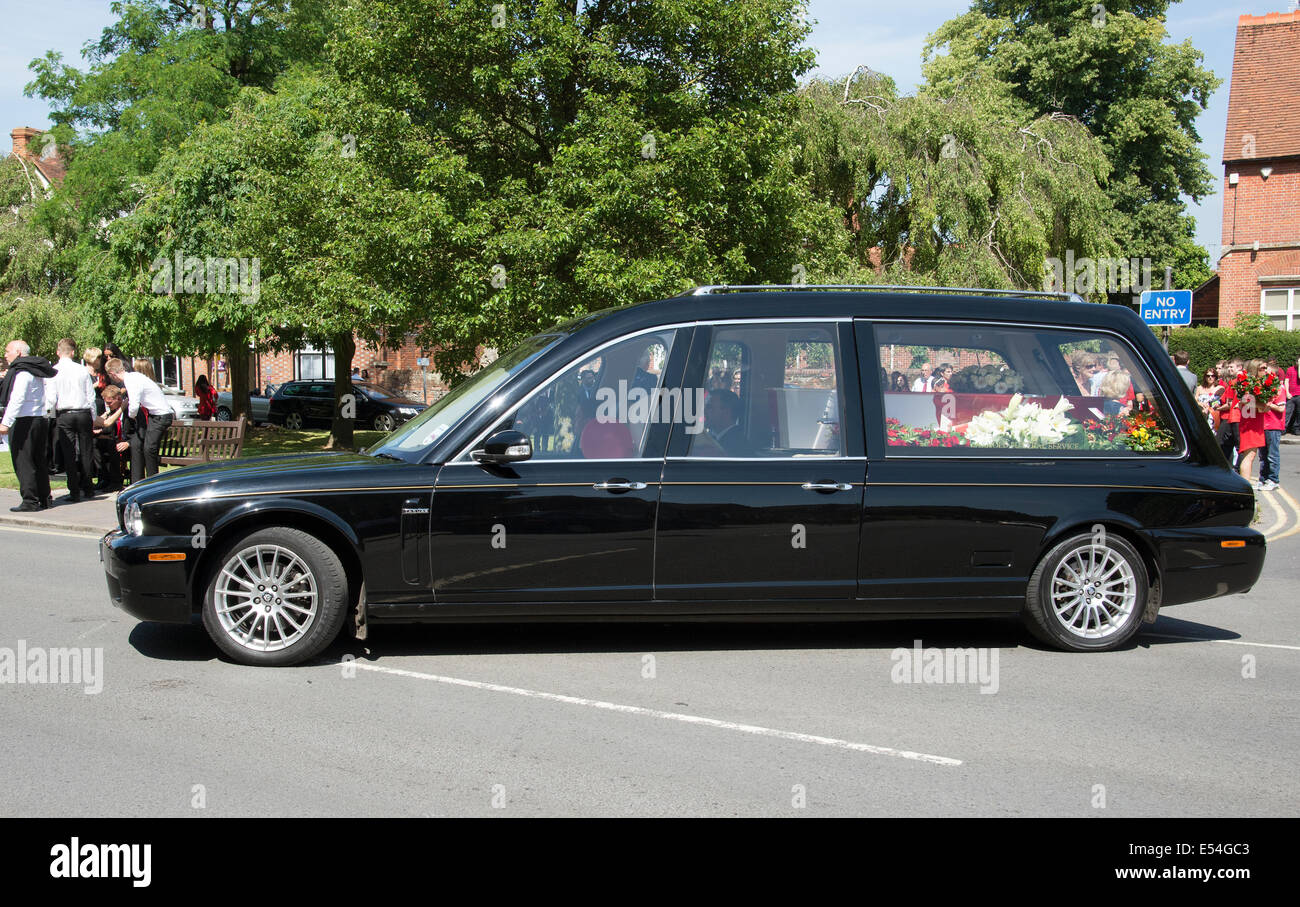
[
  {"left": 216, "top": 406, "right": 232, "bottom": 422},
  {"left": 201, "top": 527, "right": 349, "bottom": 666},
  {"left": 1023, "top": 530, "right": 1148, "bottom": 651},
  {"left": 372, "top": 412, "right": 396, "bottom": 432}
]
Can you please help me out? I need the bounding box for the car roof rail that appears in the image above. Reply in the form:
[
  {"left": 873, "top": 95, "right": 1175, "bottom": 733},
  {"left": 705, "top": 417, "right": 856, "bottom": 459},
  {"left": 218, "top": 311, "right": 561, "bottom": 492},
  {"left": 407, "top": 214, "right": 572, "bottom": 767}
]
[{"left": 684, "top": 284, "right": 1087, "bottom": 303}]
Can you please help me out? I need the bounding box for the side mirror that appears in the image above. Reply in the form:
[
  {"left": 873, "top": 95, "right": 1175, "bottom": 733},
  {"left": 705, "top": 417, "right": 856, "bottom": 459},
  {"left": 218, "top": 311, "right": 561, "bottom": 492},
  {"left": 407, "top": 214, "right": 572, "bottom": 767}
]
[{"left": 472, "top": 429, "right": 533, "bottom": 464}]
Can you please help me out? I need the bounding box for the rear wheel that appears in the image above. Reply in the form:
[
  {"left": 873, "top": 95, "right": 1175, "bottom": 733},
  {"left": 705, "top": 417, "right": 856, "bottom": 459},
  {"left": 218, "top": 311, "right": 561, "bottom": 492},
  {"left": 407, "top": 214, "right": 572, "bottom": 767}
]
[
  {"left": 216, "top": 406, "right": 232, "bottom": 422},
  {"left": 201, "top": 527, "right": 349, "bottom": 666},
  {"left": 1023, "top": 531, "right": 1147, "bottom": 651},
  {"left": 283, "top": 411, "right": 304, "bottom": 430}
]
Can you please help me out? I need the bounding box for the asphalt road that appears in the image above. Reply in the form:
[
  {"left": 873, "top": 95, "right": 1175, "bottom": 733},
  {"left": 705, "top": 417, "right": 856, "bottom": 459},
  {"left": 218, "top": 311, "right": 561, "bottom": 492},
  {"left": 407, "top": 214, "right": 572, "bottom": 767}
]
[{"left": 1, "top": 465, "right": 1297, "bottom": 817}]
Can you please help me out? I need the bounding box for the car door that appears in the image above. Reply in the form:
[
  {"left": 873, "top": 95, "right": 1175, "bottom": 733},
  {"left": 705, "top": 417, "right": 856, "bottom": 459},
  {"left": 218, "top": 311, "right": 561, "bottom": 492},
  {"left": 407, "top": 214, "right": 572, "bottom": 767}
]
[
  {"left": 427, "top": 326, "right": 689, "bottom": 603},
  {"left": 855, "top": 318, "right": 1184, "bottom": 610},
  {"left": 653, "top": 320, "right": 866, "bottom": 604}
]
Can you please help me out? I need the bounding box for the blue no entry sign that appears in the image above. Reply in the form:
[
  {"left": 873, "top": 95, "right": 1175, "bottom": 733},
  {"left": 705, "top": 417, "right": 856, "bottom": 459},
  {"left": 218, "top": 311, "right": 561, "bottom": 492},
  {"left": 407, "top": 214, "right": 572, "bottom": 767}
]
[{"left": 1140, "top": 290, "right": 1193, "bottom": 326}]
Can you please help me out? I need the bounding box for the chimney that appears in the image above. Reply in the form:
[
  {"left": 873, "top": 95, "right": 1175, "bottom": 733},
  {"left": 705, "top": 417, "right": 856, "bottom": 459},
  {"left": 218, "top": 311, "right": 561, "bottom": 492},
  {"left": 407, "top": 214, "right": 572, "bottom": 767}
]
[{"left": 11, "top": 127, "right": 40, "bottom": 159}]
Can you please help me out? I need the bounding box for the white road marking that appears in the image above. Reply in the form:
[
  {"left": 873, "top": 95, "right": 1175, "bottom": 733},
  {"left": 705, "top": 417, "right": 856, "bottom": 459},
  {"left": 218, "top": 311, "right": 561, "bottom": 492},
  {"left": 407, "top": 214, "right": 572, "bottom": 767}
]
[
  {"left": 1141, "top": 632, "right": 1300, "bottom": 651},
  {"left": 0, "top": 523, "right": 101, "bottom": 540},
  {"left": 341, "top": 660, "right": 964, "bottom": 766},
  {"left": 75, "top": 621, "right": 109, "bottom": 640}
]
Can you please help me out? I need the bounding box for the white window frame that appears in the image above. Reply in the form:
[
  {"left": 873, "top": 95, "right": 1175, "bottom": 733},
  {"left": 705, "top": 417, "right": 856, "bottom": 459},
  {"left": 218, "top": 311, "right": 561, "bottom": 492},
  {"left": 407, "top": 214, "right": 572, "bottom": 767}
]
[
  {"left": 1261, "top": 287, "right": 1300, "bottom": 330},
  {"left": 295, "top": 344, "right": 335, "bottom": 380}
]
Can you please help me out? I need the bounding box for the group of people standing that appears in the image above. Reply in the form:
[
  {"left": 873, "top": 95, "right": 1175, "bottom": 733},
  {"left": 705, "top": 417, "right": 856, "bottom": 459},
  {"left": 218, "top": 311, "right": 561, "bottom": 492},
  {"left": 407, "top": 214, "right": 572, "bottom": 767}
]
[
  {"left": 0, "top": 337, "right": 176, "bottom": 512},
  {"left": 1195, "top": 355, "right": 1296, "bottom": 491}
]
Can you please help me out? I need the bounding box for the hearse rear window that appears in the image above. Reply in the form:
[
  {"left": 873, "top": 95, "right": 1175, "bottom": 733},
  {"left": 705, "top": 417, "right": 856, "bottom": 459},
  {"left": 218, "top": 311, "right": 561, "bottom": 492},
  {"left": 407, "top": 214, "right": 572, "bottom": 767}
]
[{"left": 872, "top": 323, "right": 1183, "bottom": 456}]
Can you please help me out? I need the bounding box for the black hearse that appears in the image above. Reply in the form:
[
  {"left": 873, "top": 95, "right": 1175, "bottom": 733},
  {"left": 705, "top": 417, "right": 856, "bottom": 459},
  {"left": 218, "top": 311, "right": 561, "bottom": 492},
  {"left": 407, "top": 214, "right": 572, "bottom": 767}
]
[{"left": 101, "top": 286, "right": 1264, "bottom": 665}]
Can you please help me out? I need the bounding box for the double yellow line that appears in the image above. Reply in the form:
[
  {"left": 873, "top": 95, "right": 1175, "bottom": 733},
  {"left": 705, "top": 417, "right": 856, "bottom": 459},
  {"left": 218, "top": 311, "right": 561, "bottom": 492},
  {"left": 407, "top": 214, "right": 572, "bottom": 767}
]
[{"left": 1256, "top": 485, "right": 1300, "bottom": 542}]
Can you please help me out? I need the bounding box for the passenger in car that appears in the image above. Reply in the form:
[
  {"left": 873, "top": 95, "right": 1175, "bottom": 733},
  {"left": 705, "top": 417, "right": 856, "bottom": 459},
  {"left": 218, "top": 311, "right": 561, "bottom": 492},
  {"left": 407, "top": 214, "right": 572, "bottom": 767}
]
[
  {"left": 704, "top": 389, "right": 755, "bottom": 457},
  {"left": 577, "top": 395, "right": 635, "bottom": 459}
]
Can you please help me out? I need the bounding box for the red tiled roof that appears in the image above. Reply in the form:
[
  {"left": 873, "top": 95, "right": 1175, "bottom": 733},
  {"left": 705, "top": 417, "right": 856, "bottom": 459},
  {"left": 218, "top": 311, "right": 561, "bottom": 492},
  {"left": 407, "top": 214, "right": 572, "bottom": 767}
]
[{"left": 1223, "top": 11, "right": 1300, "bottom": 163}]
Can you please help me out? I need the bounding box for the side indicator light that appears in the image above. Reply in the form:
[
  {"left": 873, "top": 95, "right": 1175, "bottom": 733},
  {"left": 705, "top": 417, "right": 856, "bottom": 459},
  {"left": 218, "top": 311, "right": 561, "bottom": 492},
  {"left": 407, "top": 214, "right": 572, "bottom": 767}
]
[
  {"left": 1220, "top": 540, "right": 1245, "bottom": 549},
  {"left": 148, "top": 552, "right": 187, "bottom": 562}
]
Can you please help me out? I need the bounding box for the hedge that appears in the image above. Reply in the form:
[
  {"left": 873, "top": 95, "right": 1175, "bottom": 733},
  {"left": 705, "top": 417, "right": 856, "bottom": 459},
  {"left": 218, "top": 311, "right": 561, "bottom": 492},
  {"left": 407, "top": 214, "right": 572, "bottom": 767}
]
[{"left": 1168, "top": 326, "right": 1300, "bottom": 379}]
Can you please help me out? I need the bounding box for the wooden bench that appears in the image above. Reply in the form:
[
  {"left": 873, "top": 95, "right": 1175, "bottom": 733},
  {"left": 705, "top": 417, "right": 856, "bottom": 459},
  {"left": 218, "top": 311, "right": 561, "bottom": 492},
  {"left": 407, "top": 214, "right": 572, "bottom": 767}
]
[{"left": 158, "top": 419, "right": 247, "bottom": 466}]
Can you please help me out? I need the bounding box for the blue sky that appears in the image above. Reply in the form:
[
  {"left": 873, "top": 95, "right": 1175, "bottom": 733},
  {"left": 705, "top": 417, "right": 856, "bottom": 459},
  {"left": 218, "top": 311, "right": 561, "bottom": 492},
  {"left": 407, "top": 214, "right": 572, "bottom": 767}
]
[{"left": 0, "top": 1, "right": 1288, "bottom": 264}]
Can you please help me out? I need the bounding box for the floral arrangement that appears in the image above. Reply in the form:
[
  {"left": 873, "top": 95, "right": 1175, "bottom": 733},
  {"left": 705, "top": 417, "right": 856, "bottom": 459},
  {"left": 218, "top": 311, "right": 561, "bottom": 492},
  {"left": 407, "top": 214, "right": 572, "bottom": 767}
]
[
  {"left": 1079, "top": 411, "right": 1174, "bottom": 452},
  {"left": 1230, "top": 370, "right": 1280, "bottom": 405},
  {"left": 885, "top": 418, "right": 969, "bottom": 447},
  {"left": 964, "top": 394, "right": 1074, "bottom": 447},
  {"left": 949, "top": 363, "right": 1025, "bottom": 395}
]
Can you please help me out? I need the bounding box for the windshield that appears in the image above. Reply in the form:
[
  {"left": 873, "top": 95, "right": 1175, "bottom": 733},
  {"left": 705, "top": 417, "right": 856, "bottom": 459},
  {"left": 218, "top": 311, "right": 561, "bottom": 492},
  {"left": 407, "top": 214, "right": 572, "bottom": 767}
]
[{"left": 368, "top": 332, "right": 565, "bottom": 459}]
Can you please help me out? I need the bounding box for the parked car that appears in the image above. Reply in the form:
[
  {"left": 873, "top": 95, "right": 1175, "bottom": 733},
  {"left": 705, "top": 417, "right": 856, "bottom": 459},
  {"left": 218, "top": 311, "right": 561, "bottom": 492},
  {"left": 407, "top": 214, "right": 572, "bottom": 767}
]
[
  {"left": 101, "top": 286, "right": 1265, "bottom": 666},
  {"left": 215, "top": 385, "right": 279, "bottom": 424},
  {"left": 267, "top": 380, "right": 426, "bottom": 431},
  {"left": 159, "top": 386, "right": 200, "bottom": 420}
]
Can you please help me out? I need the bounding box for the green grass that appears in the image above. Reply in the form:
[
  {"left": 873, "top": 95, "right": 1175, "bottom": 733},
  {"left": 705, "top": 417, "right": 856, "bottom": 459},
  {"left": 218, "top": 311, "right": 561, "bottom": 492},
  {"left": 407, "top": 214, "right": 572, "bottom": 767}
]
[{"left": 0, "top": 426, "right": 387, "bottom": 491}]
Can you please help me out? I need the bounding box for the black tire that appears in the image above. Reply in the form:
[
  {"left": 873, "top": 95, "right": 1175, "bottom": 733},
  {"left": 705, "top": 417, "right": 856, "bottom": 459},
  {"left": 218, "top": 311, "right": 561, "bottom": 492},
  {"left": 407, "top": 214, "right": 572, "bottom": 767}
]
[
  {"left": 283, "top": 411, "right": 305, "bottom": 430},
  {"left": 372, "top": 412, "right": 396, "bottom": 432},
  {"left": 201, "top": 527, "right": 349, "bottom": 666},
  {"left": 216, "top": 406, "right": 232, "bottom": 422},
  {"left": 1023, "top": 530, "right": 1148, "bottom": 651}
]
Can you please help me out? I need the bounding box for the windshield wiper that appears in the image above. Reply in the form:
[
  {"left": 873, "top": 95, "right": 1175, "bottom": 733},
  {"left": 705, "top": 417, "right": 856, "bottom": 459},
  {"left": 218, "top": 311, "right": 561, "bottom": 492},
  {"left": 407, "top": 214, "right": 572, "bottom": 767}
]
[{"left": 371, "top": 452, "right": 406, "bottom": 462}]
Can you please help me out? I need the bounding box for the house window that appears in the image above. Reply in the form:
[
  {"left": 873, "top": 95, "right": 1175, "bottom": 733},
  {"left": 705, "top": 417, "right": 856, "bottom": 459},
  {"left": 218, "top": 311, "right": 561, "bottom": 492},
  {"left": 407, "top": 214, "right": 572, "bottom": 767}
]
[
  {"left": 295, "top": 345, "right": 334, "bottom": 380},
  {"left": 150, "top": 356, "right": 183, "bottom": 390},
  {"left": 1261, "top": 288, "right": 1300, "bottom": 330}
]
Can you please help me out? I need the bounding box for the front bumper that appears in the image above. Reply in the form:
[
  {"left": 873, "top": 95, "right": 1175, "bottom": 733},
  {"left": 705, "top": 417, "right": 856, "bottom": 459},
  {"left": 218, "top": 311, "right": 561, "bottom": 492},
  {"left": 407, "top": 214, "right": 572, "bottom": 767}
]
[{"left": 100, "top": 529, "right": 196, "bottom": 623}]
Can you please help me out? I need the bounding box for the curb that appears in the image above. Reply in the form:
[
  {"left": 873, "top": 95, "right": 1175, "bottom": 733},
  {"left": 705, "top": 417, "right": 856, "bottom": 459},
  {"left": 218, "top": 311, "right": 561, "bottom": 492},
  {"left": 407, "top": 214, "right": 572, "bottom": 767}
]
[{"left": 0, "top": 514, "right": 113, "bottom": 536}]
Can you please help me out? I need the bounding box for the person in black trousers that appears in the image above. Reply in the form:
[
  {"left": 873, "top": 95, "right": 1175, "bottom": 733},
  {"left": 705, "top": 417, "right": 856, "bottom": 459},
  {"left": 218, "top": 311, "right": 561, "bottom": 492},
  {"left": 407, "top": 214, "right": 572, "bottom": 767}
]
[
  {"left": 48, "top": 338, "right": 97, "bottom": 502},
  {"left": 1, "top": 339, "right": 58, "bottom": 511}
]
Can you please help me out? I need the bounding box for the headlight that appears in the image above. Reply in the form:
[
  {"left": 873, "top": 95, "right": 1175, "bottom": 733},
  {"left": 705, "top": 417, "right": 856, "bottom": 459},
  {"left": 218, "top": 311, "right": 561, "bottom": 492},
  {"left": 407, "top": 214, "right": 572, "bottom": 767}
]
[
  {"left": 398, "top": 407, "right": 419, "bottom": 414},
  {"left": 124, "top": 501, "right": 144, "bottom": 536}
]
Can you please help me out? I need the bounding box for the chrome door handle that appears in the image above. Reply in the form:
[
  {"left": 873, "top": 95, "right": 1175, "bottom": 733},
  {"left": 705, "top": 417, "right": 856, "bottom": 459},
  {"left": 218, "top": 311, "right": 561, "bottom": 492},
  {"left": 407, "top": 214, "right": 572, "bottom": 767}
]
[
  {"left": 594, "top": 481, "right": 647, "bottom": 491},
  {"left": 801, "top": 482, "right": 853, "bottom": 492}
]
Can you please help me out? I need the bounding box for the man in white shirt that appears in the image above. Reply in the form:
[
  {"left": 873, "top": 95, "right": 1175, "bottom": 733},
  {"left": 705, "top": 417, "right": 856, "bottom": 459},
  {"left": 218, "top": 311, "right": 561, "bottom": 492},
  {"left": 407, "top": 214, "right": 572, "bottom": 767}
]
[
  {"left": 47, "top": 338, "right": 98, "bottom": 502},
  {"left": 0, "top": 339, "right": 57, "bottom": 511},
  {"left": 911, "top": 363, "right": 934, "bottom": 392},
  {"left": 106, "top": 357, "right": 174, "bottom": 482}
]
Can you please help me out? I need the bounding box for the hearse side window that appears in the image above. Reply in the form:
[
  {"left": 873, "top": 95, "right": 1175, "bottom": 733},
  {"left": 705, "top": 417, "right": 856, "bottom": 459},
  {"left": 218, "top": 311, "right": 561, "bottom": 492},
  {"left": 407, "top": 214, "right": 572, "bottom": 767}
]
[
  {"left": 873, "top": 323, "right": 1183, "bottom": 456},
  {"left": 687, "top": 323, "right": 844, "bottom": 458},
  {"left": 488, "top": 330, "right": 678, "bottom": 460}
]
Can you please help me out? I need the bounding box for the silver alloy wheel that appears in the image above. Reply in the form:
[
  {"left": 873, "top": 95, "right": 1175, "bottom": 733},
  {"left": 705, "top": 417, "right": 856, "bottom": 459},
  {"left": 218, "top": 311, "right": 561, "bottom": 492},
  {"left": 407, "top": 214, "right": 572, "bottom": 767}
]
[
  {"left": 1049, "top": 542, "right": 1137, "bottom": 639},
  {"left": 284, "top": 411, "right": 304, "bottom": 430},
  {"left": 216, "top": 407, "right": 232, "bottom": 421},
  {"left": 374, "top": 413, "right": 395, "bottom": 432},
  {"left": 213, "top": 544, "right": 319, "bottom": 652}
]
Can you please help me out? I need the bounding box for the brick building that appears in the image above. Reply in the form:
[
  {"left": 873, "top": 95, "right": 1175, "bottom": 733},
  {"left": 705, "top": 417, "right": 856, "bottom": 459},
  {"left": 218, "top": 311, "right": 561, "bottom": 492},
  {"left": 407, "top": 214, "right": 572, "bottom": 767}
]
[
  {"left": 172, "top": 336, "right": 454, "bottom": 406},
  {"left": 8, "top": 126, "right": 66, "bottom": 190},
  {"left": 1204, "top": 11, "right": 1300, "bottom": 327}
]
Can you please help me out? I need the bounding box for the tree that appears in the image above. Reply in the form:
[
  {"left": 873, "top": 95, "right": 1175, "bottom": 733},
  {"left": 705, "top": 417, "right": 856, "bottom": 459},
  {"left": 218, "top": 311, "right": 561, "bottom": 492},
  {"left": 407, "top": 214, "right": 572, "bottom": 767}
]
[
  {"left": 0, "top": 156, "right": 94, "bottom": 355},
  {"left": 331, "top": 0, "right": 843, "bottom": 375},
  {"left": 22, "top": 0, "right": 331, "bottom": 417},
  {"left": 792, "top": 68, "right": 1117, "bottom": 292},
  {"left": 922, "top": 1, "right": 1218, "bottom": 295}
]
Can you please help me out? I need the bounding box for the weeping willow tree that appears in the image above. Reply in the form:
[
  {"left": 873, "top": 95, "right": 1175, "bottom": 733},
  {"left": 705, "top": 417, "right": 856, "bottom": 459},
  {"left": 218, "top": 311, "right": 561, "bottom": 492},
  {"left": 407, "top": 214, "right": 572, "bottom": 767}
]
[{"left": 793, "top": 67, "right": 1119, "bottom": 295}]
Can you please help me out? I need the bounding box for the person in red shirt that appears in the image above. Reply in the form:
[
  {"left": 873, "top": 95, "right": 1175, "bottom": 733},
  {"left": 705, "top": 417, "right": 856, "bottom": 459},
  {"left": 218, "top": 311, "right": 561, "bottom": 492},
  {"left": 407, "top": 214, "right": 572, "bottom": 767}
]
[
  {"left": 194, "top": 374, "right": 219, "bottom": 421},
  {"left": 1260, "top": 363, "right": 1287, "bottom": 489},
  {"left": 1285, "top": 355, "right": 1300, "bottom": 436},
  {"left": 1216, "top": 359, "right": 1243, "bottom": 467},
  {"left": 1236, "top": 360, "right": 1268, "bottom": 484}
]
